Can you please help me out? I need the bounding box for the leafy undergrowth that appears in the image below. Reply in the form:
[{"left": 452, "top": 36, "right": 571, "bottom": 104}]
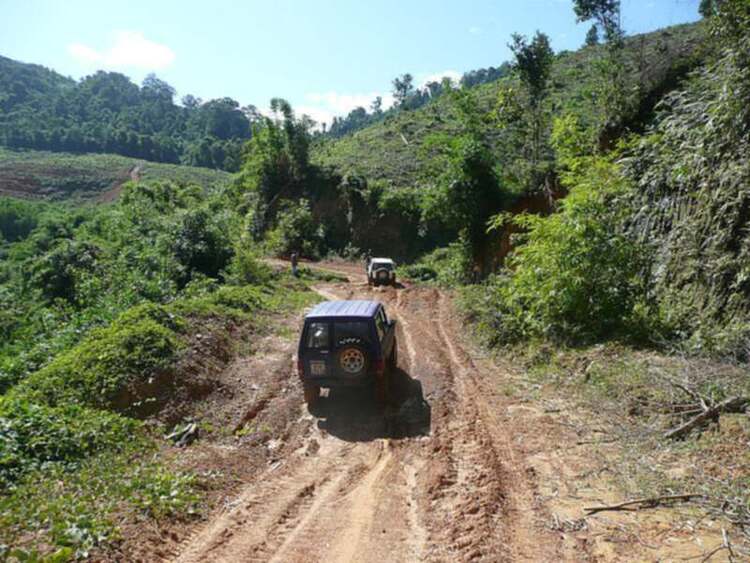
[
  {"left": 507, "top": 341, "right": 750, "bottom": 552},
  {"left": 0, "top": 274, "right": 316, "bottom": 559}
]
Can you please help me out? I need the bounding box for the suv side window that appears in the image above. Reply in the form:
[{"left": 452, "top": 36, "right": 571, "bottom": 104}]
[
  {"left": 375, "top": 309, "right": 386, "bottom": 342},
  {"left": 306, "top": 322, "right": 330, "bottom": 349}
]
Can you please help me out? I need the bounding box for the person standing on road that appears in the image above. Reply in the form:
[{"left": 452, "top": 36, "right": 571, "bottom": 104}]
[{"left": 290, "top": 251, "right": 299, "bottom": 277}]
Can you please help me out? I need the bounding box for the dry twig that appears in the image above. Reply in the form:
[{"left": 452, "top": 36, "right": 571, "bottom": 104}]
[
  {"left": 664, "top": 396, "right": 749, "bottom": 440},
  {"left": 585, "top": 493, "right": 705, "bottom": 515}
]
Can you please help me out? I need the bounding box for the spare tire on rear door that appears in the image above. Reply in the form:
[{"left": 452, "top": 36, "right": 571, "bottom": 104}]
[{"left": 336, "top": 343, "right": 369, "bottom": 377}]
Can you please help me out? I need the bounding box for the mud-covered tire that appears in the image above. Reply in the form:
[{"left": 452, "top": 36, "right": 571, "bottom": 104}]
[
  {"left": 336, "top": 344, "right": 369, "bottom": 376},
  {"left": 303, "top": 384, "right": 320, "bottom": 405}
]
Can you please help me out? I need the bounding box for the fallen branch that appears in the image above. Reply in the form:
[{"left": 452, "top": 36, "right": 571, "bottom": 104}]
[
  {"left": 584, "top": 493, "right": 705, "bottom": 515},
  {"left": 667, "top": 379, "right": 707, "bottom": 407},
  {"left": 664, "top": 396, "right": 749, "bottom": 440}
]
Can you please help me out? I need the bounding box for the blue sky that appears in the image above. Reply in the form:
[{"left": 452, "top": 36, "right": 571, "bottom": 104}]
[{"left": 1, "top": 0, "right": 701, "bottom": 126}]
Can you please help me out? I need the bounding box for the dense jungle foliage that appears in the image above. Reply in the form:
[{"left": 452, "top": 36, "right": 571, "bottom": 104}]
[{"left": 461, "top": 0, "right": 750, "bottom": 358}]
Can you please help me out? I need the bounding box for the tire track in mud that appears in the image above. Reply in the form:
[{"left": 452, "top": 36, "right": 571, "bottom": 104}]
[{"left": 169, "top": 274, "right": 563, "bottom": 563}]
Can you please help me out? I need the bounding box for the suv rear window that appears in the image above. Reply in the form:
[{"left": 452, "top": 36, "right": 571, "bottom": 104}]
[
  {"left": 306, "top": 322, "right": 330, "bottom": 349},
  {"left": 333, "top": 321, "right": 371, "bottom": 347}
]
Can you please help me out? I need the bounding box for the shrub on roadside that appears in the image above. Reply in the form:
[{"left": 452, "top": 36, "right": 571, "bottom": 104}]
[
  {"left": 225, "top": 243, "right": 272, "bottom": 286},
  {"left": 172, "top": 207, "right": 234, "bottom": 287},
  {"left": 466, "top": 147, "right": 658, "bottom": 345},
  {"left": 265, "top": 199, "right": 324, "bottom": 259},
  {"left": 0, "top": 397, "right": 140, "bottom": 488},
  {"left": 14, "top": 303, "right": 182, "bottom": 410},
  {"left": 401, "top": 240, "right": 473, "bottom": 286}
]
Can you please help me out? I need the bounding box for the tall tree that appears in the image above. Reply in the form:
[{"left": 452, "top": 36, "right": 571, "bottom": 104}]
[
  {"left": 509, "top": 32, "right": 554, "bottom": 107},
  {"left": 370, "top": 96, "right": 383, "bottom": 115},
  {"left": 181, "top": 94, "right": 202, "bottom": 109},
  {"left": 573, "top": 0, "right": 628, "bottom": 146},
  {"left": 585, "top": 24, "right": 600, "bottom": 46},
  {"left": 506, "top": 31, "right": 555, "bottom": 169},
  {"left": 141, "top": 73, "right": 176, "bottom": 102},
  {"left": 699, "top": 0, "right": 722, "bottom": 17},
  {"left": 392, "top": 73, "right": 414, "bottom": 108},
  {"left": 573, "top": 0, "right": 622, "bottom": 45}
]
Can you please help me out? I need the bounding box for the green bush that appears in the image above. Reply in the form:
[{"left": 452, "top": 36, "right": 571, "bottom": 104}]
[
  {"left": 0, "top": 198, "right": 46, "bottom": 242},
  {"left": 402, "top": 240, "right": 473, "bottom": 286},
  {"left": 173, "top": 284, "right": 270, "bottom": 321},
  {"left": 226, "top": 243, "right": 272, "bottom": 285},
  {"left": 0, "top": 449, "right": 198, "bottom": 558},
  {"left": 15, "top": 303, "right": 182, "bottom": 410},
  {"left": 266, "top": 199, "right": 324, "bottom": 259},
  {"left": 128, "top": 466, "right": 199, "bottom": 519},
  {"left": 468, "top": 153, "right": 656, "bottom": 345},
  {"left": 399, "top": 264, "right": 438, "bottom": 282},
  {"left": 29, "top": 239, "right": 101, "bottom": 303},
  {"left": 0, "top": 397, "right": 140, "bottom": 487},
  {"left": 172, "top": 207, "right": 234, "bottom": 286}
]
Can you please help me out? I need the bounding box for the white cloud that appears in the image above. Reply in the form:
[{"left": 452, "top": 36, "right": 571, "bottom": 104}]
[
  {"left": 469, "top": 26, "right": 482, "bottom": 35},
  {"left": 296, "top": 71, "right": 462, "bottom": 130},
  {"left": 296, "top": 91, "right": 395, "bottom": 129},
  {"left": 68, "top": 31, "right": 175, "bottom": 70}
]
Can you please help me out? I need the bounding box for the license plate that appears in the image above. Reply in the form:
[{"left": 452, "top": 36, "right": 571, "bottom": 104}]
[{"left": 310, "top": 361, "right": 326, "bottom": 376}]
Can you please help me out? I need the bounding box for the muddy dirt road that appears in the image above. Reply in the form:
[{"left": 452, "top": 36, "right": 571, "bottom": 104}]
[{"left": 164, "top": 262, "right": 726, "bottom": 563}]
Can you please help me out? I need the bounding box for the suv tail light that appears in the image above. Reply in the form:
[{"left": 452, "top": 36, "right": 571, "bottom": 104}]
[
  {"left": 297, "top": 358, "right": 304, "bottom": 378},
  {"left": 373, "top": 358, "right": 385, "bottom": 376}
]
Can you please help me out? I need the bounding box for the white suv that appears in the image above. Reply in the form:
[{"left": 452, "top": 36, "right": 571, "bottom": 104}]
[{"left": 367, "top": 258, "right": 396, "bottom": 287}]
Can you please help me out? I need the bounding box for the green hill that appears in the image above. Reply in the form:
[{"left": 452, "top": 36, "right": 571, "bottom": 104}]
[
  {"left": 0, "top": 55, "right": 253, "bottom": 170},
  {"left": 312, "top": 22, "right": 706, "bottom": 188},
  {"left": 0, "top": 148, "right": 231, "bottom": 200}
]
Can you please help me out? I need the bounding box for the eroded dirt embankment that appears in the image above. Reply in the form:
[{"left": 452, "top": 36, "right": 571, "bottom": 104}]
[{"left": 138, "top": 262, "right": 727, "bottom": 563}]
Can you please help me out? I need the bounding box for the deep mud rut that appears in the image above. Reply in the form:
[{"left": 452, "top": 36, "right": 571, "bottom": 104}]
[{"left": 162, "top": 262, "right": 728, "bottom": 563}]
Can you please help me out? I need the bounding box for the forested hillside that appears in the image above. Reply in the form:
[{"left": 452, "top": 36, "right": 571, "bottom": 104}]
[
  {"left": 0, "top": 56, "right": 255, "bottom": 170},
  {"left": 312, "top": 22, "right": 705, "bottom": 188},
  {"left": 0, "top": 54, "right": 510, "bottom": 172}
]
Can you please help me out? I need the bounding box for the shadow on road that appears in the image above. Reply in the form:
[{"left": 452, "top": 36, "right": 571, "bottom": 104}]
[{"left": 312, "top": 368, "right": 431, "bottom": 442}]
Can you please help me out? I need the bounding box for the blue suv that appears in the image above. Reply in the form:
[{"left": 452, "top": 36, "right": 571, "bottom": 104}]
[{"left": 297, "top": 300, "right": 397, "bottom": 407}]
